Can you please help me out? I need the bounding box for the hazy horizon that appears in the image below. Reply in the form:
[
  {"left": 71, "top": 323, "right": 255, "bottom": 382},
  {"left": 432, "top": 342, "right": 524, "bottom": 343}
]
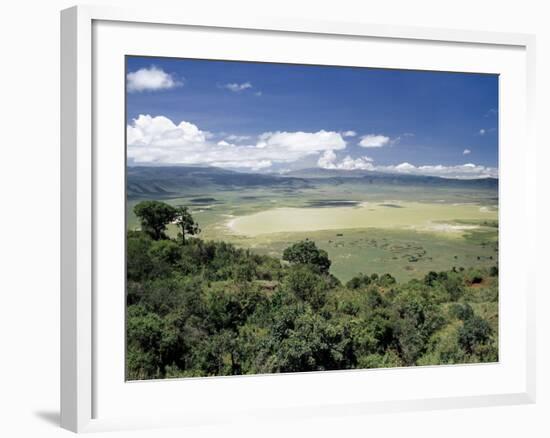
[{"left": 126, "top": 162, "right": 499, "bottom": 180}]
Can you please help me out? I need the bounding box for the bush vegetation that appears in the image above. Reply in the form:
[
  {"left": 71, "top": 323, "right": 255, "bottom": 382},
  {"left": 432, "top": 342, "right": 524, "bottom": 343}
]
[{"left": 127, "top": 201, "right": 498, "bottom": 379}]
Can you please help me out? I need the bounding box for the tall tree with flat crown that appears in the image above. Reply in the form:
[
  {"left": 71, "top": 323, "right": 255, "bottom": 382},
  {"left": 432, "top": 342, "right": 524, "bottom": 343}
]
[{"left": 175, "top": 206, "right": 200, "bottom": 244}]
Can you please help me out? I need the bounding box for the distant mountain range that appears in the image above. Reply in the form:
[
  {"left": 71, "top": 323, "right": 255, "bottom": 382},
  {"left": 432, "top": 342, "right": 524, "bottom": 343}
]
[
  {"left": 127, "top": 166, "right": 498, "bottom": 199},
  {"left": 283, "top": 167, "right": 498, "bottom": 187},
  {"left": 127, "top": 166, "right": 310, "bottom": 198}
]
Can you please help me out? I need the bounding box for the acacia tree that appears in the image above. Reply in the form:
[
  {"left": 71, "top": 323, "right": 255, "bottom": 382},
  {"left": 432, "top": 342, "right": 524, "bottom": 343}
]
[
  {"left": 175, "top": 206, "right": 200, "bottom": 244},
  {"left": 282, "top": 239, "right": 331, "bottom": 274},
  {"left": 134, "top": 200, "right": 177, "bottom": 240}
]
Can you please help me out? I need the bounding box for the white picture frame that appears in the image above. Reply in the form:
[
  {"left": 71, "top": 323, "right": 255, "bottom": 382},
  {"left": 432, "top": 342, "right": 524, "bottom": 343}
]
[{"left": 60, "top": 4, "right": 537, "bottom": 433}]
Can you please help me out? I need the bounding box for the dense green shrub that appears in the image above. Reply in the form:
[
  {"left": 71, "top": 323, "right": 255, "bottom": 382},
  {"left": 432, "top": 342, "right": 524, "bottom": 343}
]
[
  {"left": 126, "top": 202, "right": 499, "bottom": 379},
  {"left": 282, "top": 239, "right": 331, "bottom": 274},
  {"left": 346, "top": 273, "right": 371, "bottom": 290}
]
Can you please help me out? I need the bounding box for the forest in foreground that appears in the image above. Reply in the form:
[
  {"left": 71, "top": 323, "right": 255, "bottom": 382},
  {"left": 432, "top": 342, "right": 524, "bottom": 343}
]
[{"left": 127, "top": 200, "right": 498, "bottom": 380}]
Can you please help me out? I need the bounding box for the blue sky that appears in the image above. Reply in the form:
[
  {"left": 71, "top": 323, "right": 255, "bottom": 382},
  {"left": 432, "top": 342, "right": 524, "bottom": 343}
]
[{"left": 126, "top": 56, "right": 498, "bottom": 178}]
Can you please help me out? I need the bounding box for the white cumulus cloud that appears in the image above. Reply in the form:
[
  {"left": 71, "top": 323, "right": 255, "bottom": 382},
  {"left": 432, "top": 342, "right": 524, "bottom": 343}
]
[
  {"left": 318, "top": 150, "right": 374, "bottom": 170},
  {"left": 225, "top": 135, "right": 252, "bottom": 142},
  {"left": 316, "top": 150, "right": 497, "bottom": 179},
  {"left": 359, "top": 134, "right": 391, "bottom": 148},
  {"left": 256, "top": 130, "right": 345, "bottom": 154},
  {"left": 379, "top": 162, "right": 497, "bottom": 179},
  {"left": 342, "top": 130, "right": 357, "bottom": 137},
  {"left": 463, "top": 149, "right": 471, "bottom": 155},
  {"left": 126, "top": 66, "right": 180, "bottom": 92},
  {"left": 127, "top": 115, "right": 496, "bottom": 178},
  {"left": 127, "top": 115, "right": 346, "bottom": 170},
  {"left": 223, "top": 82, "right": 252, "bottom": 92}
]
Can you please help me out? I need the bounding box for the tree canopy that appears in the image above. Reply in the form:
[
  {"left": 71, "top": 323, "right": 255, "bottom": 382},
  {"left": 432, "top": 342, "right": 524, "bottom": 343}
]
[
  {"left": 127, "top": 201, "right": 499, "bottom": 379},
  {"left": 134, "top": 201, "right": 177, "bottom": 240},
  {"left": 282, "top": 239, "right": 331, "bottom": 274}
]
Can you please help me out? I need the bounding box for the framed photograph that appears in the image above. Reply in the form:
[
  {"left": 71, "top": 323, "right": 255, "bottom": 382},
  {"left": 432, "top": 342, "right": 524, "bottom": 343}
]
[{"left": 61, "top": 5, "right": 536, "bottom": 433}]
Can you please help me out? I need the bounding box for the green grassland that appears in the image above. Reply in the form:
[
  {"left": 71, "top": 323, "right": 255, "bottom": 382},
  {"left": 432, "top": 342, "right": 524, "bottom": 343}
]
[
  {"left": 207, "top": 227, "right": 497, "bottom": 283},
  {"left": 127, "top": 172, "right": 498, "bottom": 283}
]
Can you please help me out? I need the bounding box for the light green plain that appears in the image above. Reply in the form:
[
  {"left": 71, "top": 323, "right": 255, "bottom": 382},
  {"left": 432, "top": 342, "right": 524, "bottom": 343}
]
[
  {"left": 128, "top": 182, "right": 499, "bottom": 283},
  {"left": 227, "top": 201, "right": 497, "bottom": 236}
]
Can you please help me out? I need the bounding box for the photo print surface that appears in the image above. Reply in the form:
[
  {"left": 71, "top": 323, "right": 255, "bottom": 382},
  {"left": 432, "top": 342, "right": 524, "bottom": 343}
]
[{"left": 126, "top": 56, "right": 499, "bottom": 380}]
